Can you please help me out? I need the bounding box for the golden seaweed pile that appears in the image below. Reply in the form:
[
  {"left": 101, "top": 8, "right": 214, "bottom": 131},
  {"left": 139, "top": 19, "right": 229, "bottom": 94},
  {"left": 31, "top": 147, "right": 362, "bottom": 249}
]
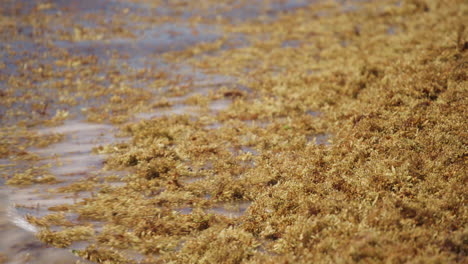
[{"left": 1, "top": 0, "right": 467, "bottom": 263}]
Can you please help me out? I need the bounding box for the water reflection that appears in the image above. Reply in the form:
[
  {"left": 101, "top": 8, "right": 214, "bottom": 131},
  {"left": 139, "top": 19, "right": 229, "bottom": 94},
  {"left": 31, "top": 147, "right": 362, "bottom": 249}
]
[{"left": 0, "top": 193, "right": 86, "bottom": 263}]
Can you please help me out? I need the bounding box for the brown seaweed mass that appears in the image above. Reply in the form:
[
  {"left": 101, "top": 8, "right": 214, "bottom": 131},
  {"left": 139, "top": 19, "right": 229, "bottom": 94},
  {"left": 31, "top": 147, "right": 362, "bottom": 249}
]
[{"left": 1, "top": 0, "right": 467, "bottom": 263}]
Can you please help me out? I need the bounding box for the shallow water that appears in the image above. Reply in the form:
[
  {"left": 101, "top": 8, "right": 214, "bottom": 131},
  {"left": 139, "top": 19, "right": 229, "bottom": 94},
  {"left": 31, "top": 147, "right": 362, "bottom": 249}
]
[
  {"left": 53, "top": 23, "right": 220, "bottom": 63},
  {"left": 0, "top": 120, "right": 133, "bottom": 262},
  {"left": 0, "top": 192, "right": 87, "bottom": 263}
]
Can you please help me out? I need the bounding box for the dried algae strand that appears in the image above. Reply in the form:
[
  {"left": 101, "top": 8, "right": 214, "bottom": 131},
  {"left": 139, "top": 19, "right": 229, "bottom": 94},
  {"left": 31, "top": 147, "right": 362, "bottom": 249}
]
[
  {"left": 37, "top": 226, "right": 95, "bottom": 248},
  {"left": 6, "top": 169, "right": 57, "bottom": 185}
]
